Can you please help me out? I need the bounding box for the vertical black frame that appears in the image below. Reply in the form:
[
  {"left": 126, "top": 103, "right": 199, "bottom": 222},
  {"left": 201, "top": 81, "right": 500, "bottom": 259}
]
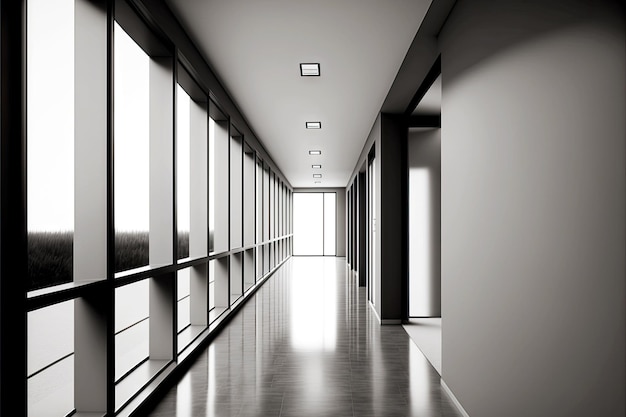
[{"left": 0, "top": 0, "right": 28, "bottom": 414}]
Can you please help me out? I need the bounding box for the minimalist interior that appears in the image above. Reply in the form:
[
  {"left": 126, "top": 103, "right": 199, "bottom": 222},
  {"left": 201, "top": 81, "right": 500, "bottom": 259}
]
[{"left": 1, "top": 0, "right": 624, "bottom": 416}]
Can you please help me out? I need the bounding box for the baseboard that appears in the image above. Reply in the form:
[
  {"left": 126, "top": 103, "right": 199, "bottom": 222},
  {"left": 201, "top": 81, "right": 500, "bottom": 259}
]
[
  {"left": 441, "top": 379, "right": 470, "bottom": 417},
  {"left": 368, "top": 302, "right": 402, "bottom": 325}
]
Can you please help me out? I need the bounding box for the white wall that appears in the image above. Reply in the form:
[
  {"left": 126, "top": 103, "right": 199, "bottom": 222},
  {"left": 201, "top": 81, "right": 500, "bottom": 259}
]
[
  {"left": 440, "top": 1, "right": 625, "bottom": 416},
  {"left": 408, "top": 128, "right": 441, "bottom": 317}
]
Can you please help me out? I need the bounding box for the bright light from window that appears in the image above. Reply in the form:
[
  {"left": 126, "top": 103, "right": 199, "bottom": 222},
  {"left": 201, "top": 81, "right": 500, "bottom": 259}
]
[
  {"left": 114, "top": 22, "right": 150, "bottom": 232},
  {"left": 27, "top": 0, "right": 74, "bottom": 232}
]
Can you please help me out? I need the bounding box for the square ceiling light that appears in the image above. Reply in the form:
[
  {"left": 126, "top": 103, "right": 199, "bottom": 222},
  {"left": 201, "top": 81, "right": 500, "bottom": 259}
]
[
  {"left": 313, "top": 174, "right": 322, "bottom": 178},
  {"left": 300, "top": 63, "right": 320, "bottom": 76},
  {"left": 309, "top": 150, "right": 321, "bottom": 155},
  {"left": 306, "top": 121, "right": 321, "bottom": 129},
  {"left": 312, "top": 164, "right": 322, "bottom": 169}
]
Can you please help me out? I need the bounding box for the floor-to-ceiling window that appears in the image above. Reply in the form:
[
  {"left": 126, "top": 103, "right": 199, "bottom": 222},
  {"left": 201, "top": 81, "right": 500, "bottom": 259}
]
[
  {"left": 293, "top": 192, "right": 336, "bottom": 256},
  {"left": 20, "top": 2, "right": 294, "bottom": 415}
]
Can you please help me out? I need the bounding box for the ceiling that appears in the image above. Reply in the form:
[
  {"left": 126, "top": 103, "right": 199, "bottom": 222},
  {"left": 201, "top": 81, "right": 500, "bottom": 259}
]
[
  {"left": 165, "top": 0, "right": 432, "bottom": 188},
  {"left": 413, "top": 74, "right": 441, "bottom": 116}
]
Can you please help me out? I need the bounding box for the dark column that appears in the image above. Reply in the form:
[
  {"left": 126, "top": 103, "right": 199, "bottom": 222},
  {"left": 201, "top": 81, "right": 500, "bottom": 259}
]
[
  {"left": 0, "top": 0, "right": 27, "bottom": 415},
  {"left": 357, "top": 172, "right": 367, "bottom": 287},
  {"left": 378, "top": 114, "right": 407, "bottom": 321}
]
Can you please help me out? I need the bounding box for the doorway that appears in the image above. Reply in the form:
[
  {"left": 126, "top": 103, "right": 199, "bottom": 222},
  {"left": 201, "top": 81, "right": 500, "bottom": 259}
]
[
  {"left": 367, "top": 150, "right": 376, "bottom": 306},
  {"left": 293, "top": 192, "right": 336, "bottom": 256}
]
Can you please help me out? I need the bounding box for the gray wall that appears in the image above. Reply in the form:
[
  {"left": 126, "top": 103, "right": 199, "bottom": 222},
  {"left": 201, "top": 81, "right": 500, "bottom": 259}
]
[
  {"left": 408, "top": 128, "right": 441, "bottom": 317},
  {"left": 347, "top": 114, "right": 407, "bottom": 322},
  {"left": 440, "top": 1, "right": 626, "bottom": 416},
  {"left": 379, "top": 115, "right": 406, "bottom": 322}
]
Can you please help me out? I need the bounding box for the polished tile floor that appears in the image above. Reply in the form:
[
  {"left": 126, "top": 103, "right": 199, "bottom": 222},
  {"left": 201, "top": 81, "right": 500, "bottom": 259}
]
[{"left": 148, "top": 257, "right": 464, "bottom": 417}]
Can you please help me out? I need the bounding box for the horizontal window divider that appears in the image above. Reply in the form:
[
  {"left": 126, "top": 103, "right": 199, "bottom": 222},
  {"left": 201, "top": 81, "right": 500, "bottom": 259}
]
[
  {"left": 27, "top": 279, "right": 109, "bottom": 312},
  {"left": 115, "top": 356, "right": 151, "bottom": 385},
  {"left": 27, "top": 352, "right": 74, "bottom": 379},
  {"left": 177, "top": 294, "right": 190, "bottom": 303},
  {"left": 115, "top": 316, "right": 149, "bottom": 336},
  {"left": 176, "top": 254, "right": 206, "bottom": 266},
  {"left": 27, "top": 245, "right": 293, "bottom": 309},
  {"left": 174, "top": 256, "right": 210, "bottom": 269},
  {"left": 227, "top": 247, "right": 246, "bottom": 256},
  {"left": 256, "top": 235, "right": 293, "bottom": 246},
  {"left": 177, "top": 323, "right": 192, "bottom": 335},
  {"left": 115, "top": 263, "right": 179, "bottom": 282}
]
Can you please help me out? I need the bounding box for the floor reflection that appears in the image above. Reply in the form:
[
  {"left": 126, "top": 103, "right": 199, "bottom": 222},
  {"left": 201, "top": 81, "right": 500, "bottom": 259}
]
[
  {"left": 290, "top": 257, "right": 336, "bottom": 352},
  {"left": 149, "top": 257, "right": 463, "bottom": 417}
]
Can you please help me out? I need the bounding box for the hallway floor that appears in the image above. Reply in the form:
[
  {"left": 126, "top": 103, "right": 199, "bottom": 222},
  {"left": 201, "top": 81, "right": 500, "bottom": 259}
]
[{"left": 147, "top": 257, "right": 464, "bottom": 417}]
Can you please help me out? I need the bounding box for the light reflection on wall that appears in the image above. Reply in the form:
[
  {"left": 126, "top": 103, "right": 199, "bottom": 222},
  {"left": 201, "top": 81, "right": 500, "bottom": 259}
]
[
  {"left": 409, "top": 168, "right": 432, "bottom": 316},
  {"left": 290, "top": 258, "right": 336, "bottom": 351}
]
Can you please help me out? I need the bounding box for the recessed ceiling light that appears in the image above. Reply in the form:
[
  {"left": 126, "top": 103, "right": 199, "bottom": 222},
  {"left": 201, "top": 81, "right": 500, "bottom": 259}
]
[
  {"left": 312, "top": 164, "right": 322, "bottom": 169},
  {"left": 306, "top": 121, "right": 321, "bottom": 129},
  {"left": 309, "top": 150, "right": 321, "bottom": 155},
  {"left": 300, "top": 63, "right": 320, "bottom": 76},
  {"left": 313, "top": 174, "right": 322, "bottom": 178}
]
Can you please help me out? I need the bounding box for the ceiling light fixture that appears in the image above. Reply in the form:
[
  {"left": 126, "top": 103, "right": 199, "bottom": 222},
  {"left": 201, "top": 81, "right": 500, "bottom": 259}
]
[
  {"left": 312, "top": 164, "right": 322, "bottom": 169},
  {"left": 313, "top": 174, "right": 322, "bottom": 178},
  {"left": 306, "top": 121, "right": 321, "bottom": 129},
  {"left": 300, "top": 63, "right": 320, "bottom": 76},
  {"left": 309, "top": 150, "right": 321, "bottom": 155}
]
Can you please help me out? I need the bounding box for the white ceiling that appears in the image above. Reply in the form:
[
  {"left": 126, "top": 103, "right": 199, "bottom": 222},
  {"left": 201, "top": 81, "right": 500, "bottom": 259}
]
[{"left": 165, "top": 0, "right": 432, "bottom": 188}]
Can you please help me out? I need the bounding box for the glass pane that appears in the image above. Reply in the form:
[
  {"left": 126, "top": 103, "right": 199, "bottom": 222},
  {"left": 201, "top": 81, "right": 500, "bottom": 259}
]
[
  {"left": 256, "top": 158, "right": 263, "bottom": 243},
  {"left": 256, "top": 246, "right": 263, "bottom": 279},
  {"left": 209, "top": 115, "right": 229, "bottom": 253},
  {"left": 243, "top": 144, "right": 255, "bottom": 246},
  {"left": 209, "top": 258, "right": 229, "bottom": 321},
  {"left": 293, "top": 193, "right": 324, "bottom": 255},
  {"left": 189, "top": 98, "right": 208, "bottom": 258},
  {"left": 209, "top": 260, "right": 215, "bottom": 311},
  {"left": 114, "top": 22, "right": 150, "bottom": 272},
  {"left": 27, "top": 301, "right": 74, "bottom": 416},
  {"left": 177, "top": 85, "right": 191, "bottom": 260},
  {"left": 263, "top": 165, "right": 270, "bottom": 242},
  {"left": 230, "top": 134, "right": 243, "bottom": 249},
  {"left": 323, "top": 193, "right": 336, "bottom": 256},
  {"left": 209, "top": 117, "right": 215, "bottom": 253},
  {"left": 244, "top": 249, "right": 255, "bottom": 292},
  {"left": 177, "top": 268, "right": 191, "bottom": 332},
  {"left": 27, "top": 0, "right": 75, "bottom": 290},
  {"left": 115, "top": 280, "right": 149, "bottom": 380},
  {"left": 230, "top": 253, "right": 242, "bottom": 305}
]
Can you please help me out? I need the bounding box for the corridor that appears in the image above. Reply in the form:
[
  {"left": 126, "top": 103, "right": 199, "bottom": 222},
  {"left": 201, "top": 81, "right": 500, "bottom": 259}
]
[{"left": 148, "top": 257, "right": 463, "bottom": 417}]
